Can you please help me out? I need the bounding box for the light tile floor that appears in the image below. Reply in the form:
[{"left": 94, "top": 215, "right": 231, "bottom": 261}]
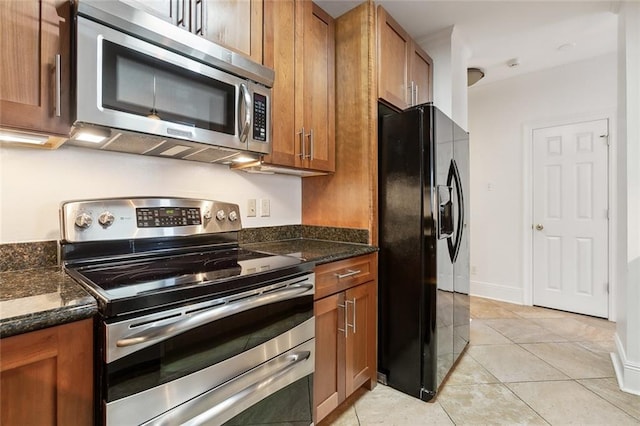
[{"left": 320, "top": 296, "right": 640, "bottom": 425}]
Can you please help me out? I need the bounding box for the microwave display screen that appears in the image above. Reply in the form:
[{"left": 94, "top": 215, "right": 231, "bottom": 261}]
[{"left": 101, "top": 41, "right": 234, "bottom": 135}]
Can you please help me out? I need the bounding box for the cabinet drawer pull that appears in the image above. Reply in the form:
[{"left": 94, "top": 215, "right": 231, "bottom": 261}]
[{"left": 335, "top": 269, "right": 361, "bottom": 279}]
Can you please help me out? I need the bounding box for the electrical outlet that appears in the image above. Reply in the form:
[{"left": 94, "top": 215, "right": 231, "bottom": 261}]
[
  {"left": 247, "top": 199, "right": 257, "bottom": 217},
  {"left": 260, "top": 199, "right": 270, "bottom": 217}
]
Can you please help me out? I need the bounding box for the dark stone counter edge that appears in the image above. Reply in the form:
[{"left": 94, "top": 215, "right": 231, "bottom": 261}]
[
  {"left": 244, "top": 239, "right": 379, "bottom": 265},
  {"left": 314, "top": 245, "right": 378, "bottom": 264},
  {"left": 0, "top": 302, "right": 98, "bottom": 339}
]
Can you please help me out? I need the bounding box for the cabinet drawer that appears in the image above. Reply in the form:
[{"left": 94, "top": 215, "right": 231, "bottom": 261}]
[{"left": 315, "top": 253, "right": 376, "bottom": 300}]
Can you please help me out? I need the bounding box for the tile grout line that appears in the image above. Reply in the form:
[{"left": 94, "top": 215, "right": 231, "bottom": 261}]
[{"left": 574, "top": 378, "right": 640, "bottom": 422}]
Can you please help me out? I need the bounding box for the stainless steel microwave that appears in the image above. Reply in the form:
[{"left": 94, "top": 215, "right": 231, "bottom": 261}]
[{"left": 70, "top": 1, "right": 273, "bottom": 164}]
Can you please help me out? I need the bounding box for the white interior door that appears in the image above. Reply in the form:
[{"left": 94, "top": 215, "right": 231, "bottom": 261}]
[{"left": 532, "top": 119, "right": 609, "bottom": 318}]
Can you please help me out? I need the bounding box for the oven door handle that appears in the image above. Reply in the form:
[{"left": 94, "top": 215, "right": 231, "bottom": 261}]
[
  {"left": 143, "top": 350, "right": 311, "bottom": 425},
  {"left": 116, "top": 283, "right": 313, "bottom": 348}
]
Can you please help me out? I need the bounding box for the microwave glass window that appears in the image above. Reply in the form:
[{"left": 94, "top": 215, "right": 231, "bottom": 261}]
[{"left": 101, "top": 41, "right": 235, "bottom": 134}]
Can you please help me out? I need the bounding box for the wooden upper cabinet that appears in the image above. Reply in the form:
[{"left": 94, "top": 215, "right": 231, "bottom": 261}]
[
  {"left": 202, "top": 0, "right": 263, "bottom": 63},
  {"left": 410, "top": 42, "right": 433, "bottom": 105},
  {"left": 377, "top": 6, "right": 410, "bottom": 110},
  {"left": 0, "top": 0, "right": 72, "bottom": 138},
  {"left": 299, "top": 2, "right": 335, "bottom": 172},
  {"left": 121, "top": 0, "right": 263, "bottom": 63},
  {"left": 377, "top": 5, "right": 432, "bottom": 110},
  {"left": 264, "top": 0, "right": 335, "bottom": 173},
  {"left": 263, "top": 0, "right": 297, "bottom": 166}
]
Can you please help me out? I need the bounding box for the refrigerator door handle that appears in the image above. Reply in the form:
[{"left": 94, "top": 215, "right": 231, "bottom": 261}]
[
  {"left": 447, "top": 159, "right": 465, "bottom": 263},
  {"left": 437, "top": 185, "right": 454, "bottom": 239}
]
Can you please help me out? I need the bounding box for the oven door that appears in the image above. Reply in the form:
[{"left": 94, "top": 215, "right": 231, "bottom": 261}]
[
  {"left": 76, "top": 16, "right": 270, "bottom": 154},
  {"left": 102, "top": 273, "right": 315, "bottom": 425}
]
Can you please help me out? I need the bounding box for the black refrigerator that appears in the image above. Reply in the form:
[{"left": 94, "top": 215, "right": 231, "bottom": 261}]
[{"left": 378, "top": 103, "right": 470, "bottom": 401}]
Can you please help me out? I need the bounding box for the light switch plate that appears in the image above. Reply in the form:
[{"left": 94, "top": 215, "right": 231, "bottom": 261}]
[{"left": 260, "top": 199, "right": 270, "bottom": 217}]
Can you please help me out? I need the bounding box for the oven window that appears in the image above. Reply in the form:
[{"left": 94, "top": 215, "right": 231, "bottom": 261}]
[
  {"left": 105, "top": 295, "right": 313, "bottom": 402},
  {"left": 101, "top": 40, "right": 235, "bottom": 134}
]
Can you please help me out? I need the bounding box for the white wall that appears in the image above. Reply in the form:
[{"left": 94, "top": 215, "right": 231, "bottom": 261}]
[
  {"left": 0, "top": 145, "right": 301, "bottom": 243},
  {"left": 613, "top": 1, "right": 640, "bottom": 396},
  {"left": 467, "top": 52, "right": 617, "bottom": 304},
  {"left": 419, "top": 26, "right": 470, "bottom": 130}
]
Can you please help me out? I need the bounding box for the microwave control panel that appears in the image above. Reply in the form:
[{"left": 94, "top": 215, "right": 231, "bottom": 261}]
[{"left": 253, "top": 93, "right": 267, "bottom": 142}]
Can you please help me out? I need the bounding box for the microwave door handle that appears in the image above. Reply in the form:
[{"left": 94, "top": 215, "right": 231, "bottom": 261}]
[{"left": 238, "top": 83, "right": 251, "bottom": 143}]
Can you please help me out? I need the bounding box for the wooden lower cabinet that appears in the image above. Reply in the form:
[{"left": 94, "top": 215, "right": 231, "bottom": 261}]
[
  {"left": 0, "top": 319, "right": 94, "bottom": 426},
  {"left": 314, "top": 254, "right": 377, "bottom": 424}
]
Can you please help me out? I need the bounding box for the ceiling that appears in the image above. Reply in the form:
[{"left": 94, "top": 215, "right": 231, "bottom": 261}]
[{"left": 314, "top": 1, "right": 619, "bottom": 87}]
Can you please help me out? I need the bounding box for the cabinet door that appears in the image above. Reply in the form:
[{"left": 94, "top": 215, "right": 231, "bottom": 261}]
[
  {"left": 202, "top": 0, "right": 263, "bottom": 63},
  {"left": 0, "top": 0, "right": 71, "bottom": 136},
  {"left": 314, "top": 293, "right": 345, "bottom": 424},
  {"left": 410, "top": 42, "right": 433, "bottom": 105},
  {"left": 263, "top": 0, "right": 297, "bottom": 167},
  {"left": 344, "top": 281, "right": 376, "bottom": 397},
  {"left": 0, "top": 320, "right": 93, "bottom": 425},
  {"left": 377, "top": 5, "right": 410, "bottom": 110},
  {"left": 300, "top": 2, "right": 335, "bottom": 172}
]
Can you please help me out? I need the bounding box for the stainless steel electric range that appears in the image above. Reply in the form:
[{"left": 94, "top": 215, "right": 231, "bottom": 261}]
[{"left": 60, "top": 197, "right": 315, "bottom": 426}]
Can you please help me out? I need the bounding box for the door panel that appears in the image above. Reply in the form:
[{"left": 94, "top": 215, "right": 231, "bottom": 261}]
[{"left": 532, "top": 119, "right": 609, "bottom": 317}]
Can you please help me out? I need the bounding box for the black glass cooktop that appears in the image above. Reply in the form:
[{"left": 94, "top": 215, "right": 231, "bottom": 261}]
[{"left": 66, "top": 248, "right": 311, "bottom": 317}]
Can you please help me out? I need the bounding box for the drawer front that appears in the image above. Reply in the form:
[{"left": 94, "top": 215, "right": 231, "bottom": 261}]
[{"left": 315, "top": 254, "right": 376, "bottom": 300}]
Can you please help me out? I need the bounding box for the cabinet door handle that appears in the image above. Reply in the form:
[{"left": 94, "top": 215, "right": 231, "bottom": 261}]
[
  {"left": 338, "top": 298, "right": 356, "bottom": 335},
  {"left": 307, "top": 129, "right": 314, "bottom": 160},
  {"left": 346, "top": 298, "right": 356, "bottom": 334},
  {"left": 54, "top": 54, "right": 61, "bottom": 117},
  {"left": 415, "top": 84, "right": 419, "bottom": 105},
  {"left": 177, "top": 0, "right": 185, "bottom": 27},
  {"left": 195, "top": 0, "right": 203, "bottom": 35},
  {"left": 407, "top": 81, "right": 413, "bottom": 106},
  {"left": 335, "top": 269, "right": 361, "bottom": 279},
  {"left": 298, "top": 127, "right": 306, "bottom": 159}
]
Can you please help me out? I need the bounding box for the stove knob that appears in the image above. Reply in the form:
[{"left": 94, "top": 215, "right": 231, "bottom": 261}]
[
  {"left": 203, "top": 210, "right": 212, "bottom": 221},
  {"left": 75, "top": 212, "right": 93, "bottom": 229},
  {"left": 98, "top": 211, "right": 115, "bottom": 227},
  {"left": 228, "top": 211, "right": 238, "bottom": 222},
  {"left": 216, "top": 210, "right": 226, "bottom": 221}
]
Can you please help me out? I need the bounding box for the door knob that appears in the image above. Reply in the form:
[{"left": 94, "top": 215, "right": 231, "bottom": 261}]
[{"left": 535, "top": 224, "right": 544, "bottom": 231}]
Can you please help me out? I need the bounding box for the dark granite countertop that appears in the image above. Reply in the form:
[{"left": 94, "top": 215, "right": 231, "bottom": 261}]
[
  {"left": 0, "top": 267, "right": 98, "bottom": 338},
  {"left": 241, "top": 238, "right": 378, "bottom": 265},
  {"left": 0, "top": 233, "right": 376, "bottom": 339}
]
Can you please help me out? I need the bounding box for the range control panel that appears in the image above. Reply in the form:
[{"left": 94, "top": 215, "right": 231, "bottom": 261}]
[
  {"left": 60, "top": 197, "right": 242, "bottom": 243},
  {"left": 136, "top": 207, "right": 201, "bottom": 228}
]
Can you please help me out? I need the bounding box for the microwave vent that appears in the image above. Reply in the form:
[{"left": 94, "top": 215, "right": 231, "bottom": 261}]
[
  {"left": 184, "top": 147, "right": 240, "bottom": 163},
  {"left": 102, "top": 131, "right": 166, "bottom": 154}
]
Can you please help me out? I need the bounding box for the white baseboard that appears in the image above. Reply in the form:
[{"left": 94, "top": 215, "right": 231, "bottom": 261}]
[
  {"left": 470, "top": 280, "right": 524, "bottom": 305},
  {"left": 612, "top": 333, "right": 640, "bottom": 396}
]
